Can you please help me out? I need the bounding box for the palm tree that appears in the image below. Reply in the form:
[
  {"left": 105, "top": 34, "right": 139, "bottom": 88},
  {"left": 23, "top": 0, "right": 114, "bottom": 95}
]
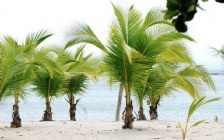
[
  {"left": 64, "top": 74, "right": 88, "bottom": 121},
  {"left": 0, "top": 31, "right": 53, "bottom": 127},
  {"left": 145, "top": 63, "right": 215, "bottom": 120},
  {"left": 66, "top": 6, "right": 145, "bottom": 128},
  {"left": 57, "top": 45, "right": 100, "bottom": 121},
  {"left": 133, "top": 42, "right": 195, "bottom": 120},
  {"left": 0, "top": 36, "right": 27, "bottom": 127},
  {"left": 33, "top": 68, "right": 62, "bottom": 121},
  {"left": 32, "top": 47, "right": 64, "bottom": 121}
]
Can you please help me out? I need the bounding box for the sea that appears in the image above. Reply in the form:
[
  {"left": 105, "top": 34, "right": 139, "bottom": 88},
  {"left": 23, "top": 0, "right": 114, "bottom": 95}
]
[{"left": 0, "top": 75, "right": 223, "bottom": 123}]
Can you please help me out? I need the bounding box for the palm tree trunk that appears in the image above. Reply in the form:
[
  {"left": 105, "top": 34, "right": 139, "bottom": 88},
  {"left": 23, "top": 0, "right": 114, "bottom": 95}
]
[
  {"left": 69, "top": 92, "right": 76, "bottom": 121},
  {"left": 138, "top": 106, "right": 146, "bottom": 120},
  {"left": 123, "top": 100, "right": 134, "bottom": 129},
  {"left": 149, "top": 97, "right": 160, "bottom": 120},
  {"left": 42, "top": 101, "right": 52, "bottom": 121},
  {"left": 115, "top": 84, "right": 123, "bottom": 121},
  {"left": 123, "top": 85, "right": 134, "bottom": 129},
  {"left": 11, "top": 102, "right": 21, "bottom": 127},
  {"left": 42, "top": 79, "right": 53, "bottom": 121},
  {"left": 11, "top": 93, "right": 21, "bottom": 128}
]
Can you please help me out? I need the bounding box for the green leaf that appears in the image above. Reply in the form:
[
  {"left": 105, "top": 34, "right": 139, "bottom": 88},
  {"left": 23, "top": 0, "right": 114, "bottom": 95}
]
[
  {"left": 203, "top": 97, "right": 222, "bottom": 105},
  {"left": 167, "top": 0, "right": 181, "bottom": 11},
  {"left": 164, "top": 10, "right": 180, "bottom": 20},
  {"left": 65, "top": 22, "right": 107, "bottom": 53},
  {"left": 190, "top": 120, "right": 205, "bottom": 128},
  {"left": 177, "top": 122, "right": 183, "bottom": 130},
  {"left": 111, "top": 3, "right": 128, "bottom": 42}
]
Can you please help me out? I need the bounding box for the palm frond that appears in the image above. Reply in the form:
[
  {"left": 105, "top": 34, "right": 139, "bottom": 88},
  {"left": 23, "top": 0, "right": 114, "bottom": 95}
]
[
  {"left": 32, "top": 69, "right": 62, "bottom": 99},
  {"left": 24, "top": 30, "right": 53, "bottom": 53},
  {"left": 111, "top": 3, "right": 128, "bottom": 42},
  {"left": 65, "top": 22, "right": 107, "bottom": 53}
]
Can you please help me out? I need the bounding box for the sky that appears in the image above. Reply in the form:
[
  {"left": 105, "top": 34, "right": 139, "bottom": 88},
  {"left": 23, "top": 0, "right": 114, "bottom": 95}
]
[{"left": 1, "top": 0, "right": 224, "bottom": 72}]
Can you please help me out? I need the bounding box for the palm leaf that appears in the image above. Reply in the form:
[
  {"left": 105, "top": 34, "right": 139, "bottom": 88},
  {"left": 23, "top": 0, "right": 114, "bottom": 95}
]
[
  {"left": 65, "top": 22, "right": 107, "bottom": 53},
  {"left": 190, "top": 120, "right": 205, "bottom": 128}
]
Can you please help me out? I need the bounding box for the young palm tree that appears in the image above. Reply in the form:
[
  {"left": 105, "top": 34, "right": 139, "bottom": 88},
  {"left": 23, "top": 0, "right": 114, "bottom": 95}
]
[
  {"left": 0, "top": 36, "right": 27, "bottom": 127},
  {"left": 146, "top": 63, "right": 215, "bottom": 120},
  {"left": 31, "top": 47, "right": 65, "bottom": 121},
  {"left": 0, "top": 31, "right": 53, "bottom": 127},
  {"left": 57, "top": 46, "right": 100, "bottom": 121},
  {"left": 64, "top": 74, "right": 88, "bottom": 121},
  {"left": 33, "top": 67, "right": 62, "bottom": 121},
  {"left": 133, "top": 42, "right": 195, "bottom": 120}
]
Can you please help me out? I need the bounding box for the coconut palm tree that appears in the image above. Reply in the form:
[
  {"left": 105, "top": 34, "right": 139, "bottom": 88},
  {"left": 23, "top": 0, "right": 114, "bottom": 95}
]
[
  {"left": 145, "top": 63, "right": 215, "bottom": 120},
  {"left": 64, "top": 74, "right": 88, "bottom": 121},
  {"left": 32, "top": 47, "right": 64, "bottom": 121},
  {"left": 133, "top": 40, "right": 195, "bottom": 120},
  {"left": 0, "top": 36, "right": 27, "bottom": 127},
  {"left": 66, "top": 14, "right": 145, "bottom": 129},
  {"left": 33, "top": 68, "right": 62, "bottom": 121},
  {"left": 56, "top": 45, "right": 100, "bottom": 121},
  {"left": 0, "top": 31, "right": 53, "bottom": 127},
  {"left": 133, "top": 32, "right": 215, "bottom": 120}
]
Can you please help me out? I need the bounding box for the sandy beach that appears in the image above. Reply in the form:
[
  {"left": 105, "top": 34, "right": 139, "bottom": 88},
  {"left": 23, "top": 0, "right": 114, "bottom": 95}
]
[{"left": 0, "top": 120, "right": 223, "bottom": 140}]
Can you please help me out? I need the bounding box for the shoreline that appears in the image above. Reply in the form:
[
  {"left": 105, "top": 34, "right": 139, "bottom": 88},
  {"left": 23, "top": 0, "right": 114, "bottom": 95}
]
[{"left": 0, "top": 120, "right": 223, "bottom": 140}]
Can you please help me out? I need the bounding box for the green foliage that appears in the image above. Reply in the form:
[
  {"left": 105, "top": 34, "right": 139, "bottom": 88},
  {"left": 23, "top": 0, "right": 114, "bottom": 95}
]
[
  {"left": 178, "top": 96, "right": 221, "bottom": 140},
  {"left": 164, "top": 0, "right": 198, "bottom": 32},
  {"left": 32, "top": 69, "right": 63, "bottom": 100},
  {"left": 143, "top": 63, "right": 215, "bottom": 109},
  {"left": 65, "top": 4, "right": 153, "bottom": 105},
  {"left": 164, "top": 0, "right": 224, "bottom": 32},
  {"left": 65, "top": 3, "right": 196, "bottom": 109},
  {"left": 66, "top": 74, "right": 88, "bottom": 95},
  {"left": 65, "top": 23, "right": 107, "bottom": 53},
  {"left": 132, "top": 9, "right": 199, "bottom": 108},
  {"left": 0, "top": 30, "right": 53, "bottom": 101},
  {"left": 52, "top": 45, "right": 101, "bottom": 106}
]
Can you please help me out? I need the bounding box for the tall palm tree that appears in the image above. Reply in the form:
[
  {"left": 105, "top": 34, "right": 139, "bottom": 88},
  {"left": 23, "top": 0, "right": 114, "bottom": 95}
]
[
  {"left": 126, "top": 6, "right": 198, "bottom": 121},
  {"left": 108, "top": 5, "right": 194, "bottom": 124},
  {"left": 0, "top": 31, "right": 53, "bottom": 127}
]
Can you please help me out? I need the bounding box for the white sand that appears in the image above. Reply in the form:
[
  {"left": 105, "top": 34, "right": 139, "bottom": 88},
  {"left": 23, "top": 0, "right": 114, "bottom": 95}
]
[{"left": 0, "top": 120, "right": 223, "bottom": 140}]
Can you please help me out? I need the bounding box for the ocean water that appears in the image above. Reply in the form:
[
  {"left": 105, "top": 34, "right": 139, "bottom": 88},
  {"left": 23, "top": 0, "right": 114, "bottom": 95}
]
[{"left": 0, "top": 75, "right": 223, "bottom": 123}]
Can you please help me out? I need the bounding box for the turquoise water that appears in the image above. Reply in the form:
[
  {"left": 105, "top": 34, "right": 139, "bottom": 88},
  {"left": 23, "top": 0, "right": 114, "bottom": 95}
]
[{"left": 0, "top": 75, "right": 223, "bottom": 122}]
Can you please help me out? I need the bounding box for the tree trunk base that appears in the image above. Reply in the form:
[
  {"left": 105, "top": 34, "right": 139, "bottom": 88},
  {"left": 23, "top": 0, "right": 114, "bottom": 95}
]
[
  {"left": 42, "top": 103, "right": 52, "bottom": 121},
  {"left": 122, "top": 102, "right": 134, "bottom": 129},
  {"left": 149, "top": 105, "right": 158, "bottom": 120},
  {"left": 70, "top": 104, "right": 76, "bottom": 121},
  {"left": 138, "top": 106, "right": 146, "bottom": 120},
  {"left": 42, "top": 110, "right": 52, "bottom": 121},
  {"left": 11, "top": 105, "right": 21, "bottom": 128},
  {"left": 138, "top": 113, "right": 146, "bottom": 120}
]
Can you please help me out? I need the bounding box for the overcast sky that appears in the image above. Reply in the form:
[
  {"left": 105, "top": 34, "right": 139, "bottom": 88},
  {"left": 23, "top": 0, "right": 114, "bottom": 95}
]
[{"left": 1, "top": 0, "right": 224, "bottom": 71}]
